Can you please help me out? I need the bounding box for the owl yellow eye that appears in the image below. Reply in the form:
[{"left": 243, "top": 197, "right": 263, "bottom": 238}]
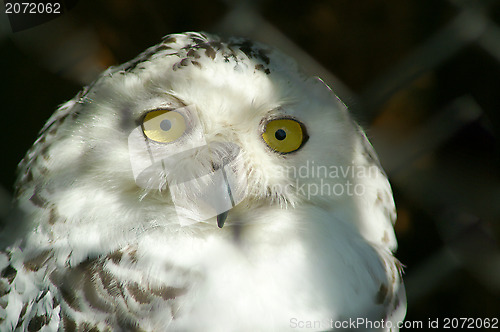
[
  {"left": 262, "top": 118, "right": 307, "bottom": 153},
  {"left": 142, "top": 109, "right": 186, "bottom": 143}
]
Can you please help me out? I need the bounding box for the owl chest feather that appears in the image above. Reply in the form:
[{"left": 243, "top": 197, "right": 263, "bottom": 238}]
[
  {"left": 1, "top": 207, "right": 399, "bottom": 331},
  {"left": 94, "top": 209, "right": 394, "bottom": 330}
]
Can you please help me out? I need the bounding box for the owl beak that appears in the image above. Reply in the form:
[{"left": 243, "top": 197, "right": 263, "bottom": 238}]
[{"left": 217, "top": 211, "right": 229, "bottom": 228}]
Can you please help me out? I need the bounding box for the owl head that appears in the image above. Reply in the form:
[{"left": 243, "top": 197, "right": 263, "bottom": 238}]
[{"left": 14, "top": 32, "right": 396, "bottom": 263}]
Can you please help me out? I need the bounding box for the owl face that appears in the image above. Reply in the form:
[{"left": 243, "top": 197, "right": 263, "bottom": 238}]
[{"left": 18, "top": 32, "right": 389, "bottom": 248}]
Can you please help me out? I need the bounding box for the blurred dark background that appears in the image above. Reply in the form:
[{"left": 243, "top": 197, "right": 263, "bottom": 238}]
[{"left": 1, "top": 0, "right": 499, "bottom": 326}]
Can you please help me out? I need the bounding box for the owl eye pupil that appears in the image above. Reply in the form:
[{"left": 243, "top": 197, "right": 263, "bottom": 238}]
[
  {"left": 275, "top": 129, "right": 286, "bottom": 140},
  {"left": 160, "top": 119, "right": 172, "bottom": 131}
]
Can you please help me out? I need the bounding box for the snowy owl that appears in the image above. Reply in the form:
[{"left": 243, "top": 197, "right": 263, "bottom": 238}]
[{"left": 1, "top": 32, "right": 405, "bottom": 331}]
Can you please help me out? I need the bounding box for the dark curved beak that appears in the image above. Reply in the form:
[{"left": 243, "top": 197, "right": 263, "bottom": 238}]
[{"left": 217, "top": 211, "right": 229, "bottom": 228}]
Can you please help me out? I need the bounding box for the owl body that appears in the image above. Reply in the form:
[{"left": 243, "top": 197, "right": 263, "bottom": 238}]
[{"left": 1, "top": 33, "right": 404, "bottom": 331}]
